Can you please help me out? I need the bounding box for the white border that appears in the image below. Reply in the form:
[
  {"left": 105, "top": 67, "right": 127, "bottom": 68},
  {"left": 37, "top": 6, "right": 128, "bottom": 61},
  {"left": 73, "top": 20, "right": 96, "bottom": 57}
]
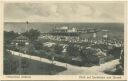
[{"left": 0, "top": 0, "right": 127, "bottom": 80}]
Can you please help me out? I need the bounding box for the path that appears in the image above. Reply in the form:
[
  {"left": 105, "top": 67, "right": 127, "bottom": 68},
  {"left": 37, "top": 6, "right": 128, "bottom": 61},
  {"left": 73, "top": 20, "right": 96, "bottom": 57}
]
[{"left": 9, "top": 50, "right": 119, "bottom": 75}]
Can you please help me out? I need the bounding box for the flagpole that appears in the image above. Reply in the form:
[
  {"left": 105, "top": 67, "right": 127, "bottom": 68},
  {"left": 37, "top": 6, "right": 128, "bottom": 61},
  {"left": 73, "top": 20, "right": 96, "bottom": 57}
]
[{"left": 26, "top": 21, "right": 28, "bottom": 31}]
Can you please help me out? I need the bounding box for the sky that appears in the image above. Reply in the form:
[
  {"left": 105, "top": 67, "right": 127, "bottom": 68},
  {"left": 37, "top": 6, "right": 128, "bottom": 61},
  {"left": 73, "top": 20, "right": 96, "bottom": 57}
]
[{"left": 4, "top": 1, "right": 125, "bottom": 23}]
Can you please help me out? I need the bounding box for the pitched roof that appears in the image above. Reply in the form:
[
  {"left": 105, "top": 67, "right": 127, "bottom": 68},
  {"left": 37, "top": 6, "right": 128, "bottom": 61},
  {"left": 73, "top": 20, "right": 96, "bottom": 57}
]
[{"left": 15, "top": 35, "right": 29, "bottom": 40}]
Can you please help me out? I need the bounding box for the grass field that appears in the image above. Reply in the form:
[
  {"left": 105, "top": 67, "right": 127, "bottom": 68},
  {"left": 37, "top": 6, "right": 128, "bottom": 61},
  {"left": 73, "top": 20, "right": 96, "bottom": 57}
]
[{"left": 5, "top": 54, "right": 67, "bottom": 75}]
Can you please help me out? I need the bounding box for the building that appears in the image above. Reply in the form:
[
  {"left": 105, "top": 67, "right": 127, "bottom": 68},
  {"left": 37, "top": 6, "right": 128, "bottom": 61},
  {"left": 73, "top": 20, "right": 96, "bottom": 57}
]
[
  {"left": 49, "top": 26, "right": 79, "bottom": 36},
  {"left": 11, "top": 35, "right": 34, "bottom": 53},
  {"left": 11, "top": 35, "right": 29, "bottom": 46}
]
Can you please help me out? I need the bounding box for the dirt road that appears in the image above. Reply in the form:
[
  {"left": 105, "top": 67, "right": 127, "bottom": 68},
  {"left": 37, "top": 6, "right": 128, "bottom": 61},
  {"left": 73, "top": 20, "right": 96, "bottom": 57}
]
[{"left": 10, "top": 50, "right": 119, "bottom": 75}]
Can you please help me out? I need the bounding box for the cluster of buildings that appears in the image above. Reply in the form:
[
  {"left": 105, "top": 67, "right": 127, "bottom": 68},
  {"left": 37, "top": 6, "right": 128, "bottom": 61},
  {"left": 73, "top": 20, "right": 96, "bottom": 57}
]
[
  {"left": 10, "top": 26, "right": 123, "bottom": 51},
  {"left": 39, "top": 26, "right": 123, "bottom": 48}
]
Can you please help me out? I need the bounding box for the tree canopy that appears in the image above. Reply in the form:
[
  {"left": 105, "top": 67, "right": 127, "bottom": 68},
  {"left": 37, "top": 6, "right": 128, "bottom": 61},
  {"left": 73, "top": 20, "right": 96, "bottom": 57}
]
[
  {"left": 22, "top": 29, "right": 40, "bottom": 41},
  {"left": 67, "top": 43, "right": 80, "bottom": 56},
  {"left": 4, "top": 31, "right": 19, "bottom": 44},
  {"left": 52, "top": 44, "right": 63, "bottom": 54}
]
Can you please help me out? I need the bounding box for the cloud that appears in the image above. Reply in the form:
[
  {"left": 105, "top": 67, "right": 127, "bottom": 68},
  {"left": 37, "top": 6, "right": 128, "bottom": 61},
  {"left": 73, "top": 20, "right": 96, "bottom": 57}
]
[{"left": 4, "top": 2, "right": 124, "bottom": 22}]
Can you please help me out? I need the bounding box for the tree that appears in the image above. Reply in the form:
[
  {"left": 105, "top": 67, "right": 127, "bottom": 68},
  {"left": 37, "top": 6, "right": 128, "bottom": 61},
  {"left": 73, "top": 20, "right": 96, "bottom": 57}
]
[
  {"left": 33, "top": 40, "right": 43, "bottom": 50},
  {"left": 22, "top": 29, "right": 40, "bottom": 41},
  {"left": 80, "top": 47, "right": 99, "bottom": 64},
  {"left": 120, "top": 50, "right": 124, "bottom": 68},
  {"left": 4, "top": 31, "right": 19, "bottom": 45},
  {"left": 52, "top": 44, "right": 63, "bottom": 54},
  {"left": 108, "top": 47, "right": 121, "bottom": 59},
  {"left": 67, "top": 43, "right": 80, "bottom": 56}
]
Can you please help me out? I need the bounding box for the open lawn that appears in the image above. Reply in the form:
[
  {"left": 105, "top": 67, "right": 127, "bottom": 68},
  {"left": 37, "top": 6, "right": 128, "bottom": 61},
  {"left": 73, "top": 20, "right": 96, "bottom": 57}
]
[{"left": 5, "top": 54, "right": 67, "bottom": 75}]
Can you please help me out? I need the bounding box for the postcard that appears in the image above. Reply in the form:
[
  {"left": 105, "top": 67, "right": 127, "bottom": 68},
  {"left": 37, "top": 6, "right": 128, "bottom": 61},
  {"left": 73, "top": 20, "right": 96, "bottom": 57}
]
[{"left": 0, "top": 0, "right": 127, "bottom": 80}]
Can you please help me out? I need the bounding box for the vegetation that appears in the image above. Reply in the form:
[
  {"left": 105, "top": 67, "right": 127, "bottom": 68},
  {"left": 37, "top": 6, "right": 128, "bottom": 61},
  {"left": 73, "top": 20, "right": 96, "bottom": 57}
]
[
  {"left": 4, "top": 49, "right": 19, "bottom": 74},
  {"left": 108, "top": 47, "right": 122, "bottom": 59},
  {"left": 114, "top": 50, "right": 124, "bottom": 75},
  {"left": 22, "top": 29, "right": 40, "bottom": 41},
  {"left": 66, "top": 43, "right": 80, "bottom": 57},
  {"left": 4, "top": 28, "right": 123, "bottom": 68},
  {"left": 32, "top": 40, "right": 43, "bottom": 50},
  {"left": 52, "top": 44, "right": 63, "bottom": 55},
  {"left": 4, "top": 31, "right": 19, "bottom": 45}
]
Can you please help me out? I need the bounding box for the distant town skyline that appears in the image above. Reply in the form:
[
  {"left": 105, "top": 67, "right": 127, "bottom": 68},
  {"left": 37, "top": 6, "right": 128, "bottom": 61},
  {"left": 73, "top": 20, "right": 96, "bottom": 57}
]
[{"left": 4, "top": 1, "right": 125, "bottom": 23}]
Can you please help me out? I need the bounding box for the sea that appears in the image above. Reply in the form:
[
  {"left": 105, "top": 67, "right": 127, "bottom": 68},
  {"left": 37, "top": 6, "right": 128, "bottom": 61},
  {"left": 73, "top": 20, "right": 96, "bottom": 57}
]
[{"left": 4, "top": 22, "right": 124, "bottom": 40}]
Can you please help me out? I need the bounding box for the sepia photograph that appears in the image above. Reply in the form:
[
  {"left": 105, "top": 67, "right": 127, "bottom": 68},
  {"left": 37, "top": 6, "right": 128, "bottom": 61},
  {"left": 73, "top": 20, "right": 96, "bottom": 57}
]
[{"left": 3, "top": 1, "right": 125, "bottom": 75}]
